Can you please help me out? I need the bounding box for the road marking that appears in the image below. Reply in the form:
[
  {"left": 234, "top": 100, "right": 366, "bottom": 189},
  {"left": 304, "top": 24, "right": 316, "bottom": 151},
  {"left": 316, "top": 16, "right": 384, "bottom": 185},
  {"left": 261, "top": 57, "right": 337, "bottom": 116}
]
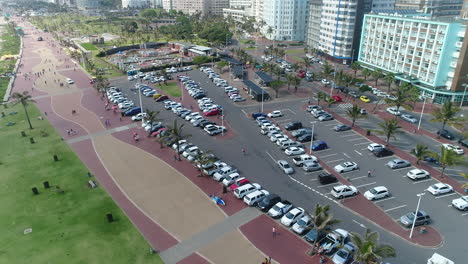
[
  {"left": 446, "top": 168, "right": 464, "bottom": 172},
  {"left": 324, "top": 123, "right": 338, "bottom": 126},
  {"left": 435, "top": 192, "right": 458, "bottom": 199},
  {"left": 350, "top": 175, "right": 370, "bottom": 180},
  {"left": 318, "top": 182, "right": 342, "bottom": 188},
  {"left": 376, "top": 156, "right": 395, "bottom": 160},
  {"left": 343, "top": 153, "right": 351, "bottom": 158},
  {"left": 340, "top": 133, "right": 360, "bottom": 137},
  {"left": 413, "top": 179, "right": 433, "bottom": 184},
  {"left": 374, "top": 197, "right": 396, "bottom": 203},
  {"left": 265, "top": 151, "right": 276, "bottom": 163},
  {"left": 356, "top": 182, "right": 377, "bottom": 188},
  {"left": 326, "top": 159, "right": 344, "bottom": 163},
  {"left": 319, "top": 153, "right": 337, "bottom": 158},
  {"left": 355, "top": 143, "right": 370, "bottom": 146},
  {"left": 392, "top": 167, "right": 413, "bottom": 171},
  {"left": 348, "top": 138, "right": 367, "bottom": 142},
  {"left": 354, "top": 150, "right": 362, "bottom": 156},
  {"left": 241, "top": 109, "right": 248, "bottom": 116},
  {"left": 308, "top": 177, "right": 319, "bottom": 180},
  {"left": 384, "top": 204, "right": 407, "bottom": 212},
  {"left": 281, "top": 108, "right": 296, "bottom": 115},
  {"left": 352, "top": 220, "right": 367, "bottom": 229},
  {"left": 462, "top": 212, "right": 468, "bottom": 216}
]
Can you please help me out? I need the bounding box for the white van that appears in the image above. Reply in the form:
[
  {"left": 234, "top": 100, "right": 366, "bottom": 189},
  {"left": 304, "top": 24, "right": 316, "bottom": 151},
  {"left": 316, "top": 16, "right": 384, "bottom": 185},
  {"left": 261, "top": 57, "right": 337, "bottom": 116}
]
[
  {"left": 279, "top": 140, "right": 302, "bottom": 150},
  {"left": 222, "top": 172, "right": 241, "bottom": 186},
  {"left": 244, "top": 190, "right": 269, "bottom": 206},
  {"left": 213, "top": 167, "right": 238, "bottom": 181},
  {"left": 234, "top": 183, "right": 261, "bottom": 199}
]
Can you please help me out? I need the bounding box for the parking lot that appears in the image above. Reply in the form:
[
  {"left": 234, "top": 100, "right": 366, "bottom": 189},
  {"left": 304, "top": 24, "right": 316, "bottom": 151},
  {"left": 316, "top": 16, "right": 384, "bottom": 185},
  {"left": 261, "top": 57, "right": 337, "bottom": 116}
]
[{"left": 111, "top": 68, "right": 467, "bottom": 264}]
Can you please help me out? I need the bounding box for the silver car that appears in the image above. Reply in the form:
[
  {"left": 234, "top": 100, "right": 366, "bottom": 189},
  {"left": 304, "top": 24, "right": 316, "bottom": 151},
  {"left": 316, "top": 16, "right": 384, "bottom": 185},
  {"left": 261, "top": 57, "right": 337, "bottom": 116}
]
[
  {"left": 386, "top": 159, "right": 411, "bottom": 169},
  {"left": 401, "top": 114, "right": 418, "bottom": 123},
  {"left": 302, "top": 161, "right": 322, "bottom": 172},
  {"left": 277, "top": 160, "right": 294, "bottom": 174}
]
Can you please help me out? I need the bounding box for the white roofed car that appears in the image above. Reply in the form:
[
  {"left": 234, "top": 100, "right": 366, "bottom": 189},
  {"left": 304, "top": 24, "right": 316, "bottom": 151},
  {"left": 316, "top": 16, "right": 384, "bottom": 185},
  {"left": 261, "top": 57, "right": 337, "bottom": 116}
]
[
  {"left": 451, "top": 196, "right": 468, "bottom": 211},
  {"left": 284, "top": 147, "right": 306, "bottom": 156},
  {"left": 66, "top": 78, "right": 74, "bottom": 84},
  {"left": 427, "top": 183, "right": 453, "bottom": 196},
  {"left": 292, "top": 215, "right": 313, "bottom": 235},
  {"left": 277, "top": 160, "right": 294, "bottom": 174},
  {"left": 331, "top": 185, "right": 358, "bottom": 199},
  {"left": 406, "top": 169, "right": 430, "bottom": 180},
  {"left": 280, "top": 207, "right": 305, "bottom": 227},
  {"left": 334, "top": 162, "right": 358, "bottom": 173},
  {"left": 267, "top": 110, "right": 283, "bottom": 118},
  {"left": 364, "top": 186, "right": 390, "bottom": 201},
  {"left": 442, "top": 144, "right": 464, "bottom": 155},
  {"left": 367, "top": 143, "right": 384, "bottom": 152}
]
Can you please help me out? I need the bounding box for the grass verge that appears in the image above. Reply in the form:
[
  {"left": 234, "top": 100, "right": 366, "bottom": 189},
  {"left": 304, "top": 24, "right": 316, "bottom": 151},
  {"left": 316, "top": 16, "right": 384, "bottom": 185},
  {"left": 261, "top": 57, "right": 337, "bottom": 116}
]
[
  {"left": 0, "top": 103, "right": 163, "bottom": 264},
  {"left": 80, "top": 43, "right": 98, "bottom": 51},
  {"left": 156, "top": 81, "right": 181, "bottom": 97}
]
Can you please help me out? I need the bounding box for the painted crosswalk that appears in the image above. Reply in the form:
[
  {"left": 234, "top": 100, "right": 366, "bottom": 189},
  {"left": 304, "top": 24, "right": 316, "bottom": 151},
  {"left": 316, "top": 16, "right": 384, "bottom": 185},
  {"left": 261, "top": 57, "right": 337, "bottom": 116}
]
[{"left": 335, "top": 103, "right": 353, "bottom": 110}]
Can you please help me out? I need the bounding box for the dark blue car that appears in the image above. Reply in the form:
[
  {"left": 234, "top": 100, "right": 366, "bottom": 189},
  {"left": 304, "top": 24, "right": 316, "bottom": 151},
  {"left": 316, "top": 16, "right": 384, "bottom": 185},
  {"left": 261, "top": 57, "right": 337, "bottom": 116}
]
[
  {"left": 252, "top": 112, "right": 267, "bottom": 119},
  {"left": 312, "top": 141, "right": 328, "bottom": 151},
  {"left": 124, "top": 107, "right": 142, "bottom": 116}
]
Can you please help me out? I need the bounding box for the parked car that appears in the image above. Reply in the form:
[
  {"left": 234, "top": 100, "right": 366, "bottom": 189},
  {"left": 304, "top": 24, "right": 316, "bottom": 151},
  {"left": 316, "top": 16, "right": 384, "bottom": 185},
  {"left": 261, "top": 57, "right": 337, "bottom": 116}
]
[
  {"left": 124, "top": 107, "right": 142, "bottom": 116},
  {"left": 285, "top": 121, "right": 303, "bottom": 131},
  {"left": 399, "top": 210, "right": 430, "bottom": 227},
  {"left": 285, "top": 147, "right": 306, "bottom": 156},
  {"left": 252, "top": 112, "right": 267, "bottom": 119},
  {"left": 267, "top": 110, "right": 283, "bottom": 118},
  {"left": 277, "top": 160, "right": 294, "bottom": 174},
  {"left": 451, "top": 196, "right": 468, "bottom": 211},
  {"left": 312, "top": 141, "right": 328, "bottom": 151},
  {"left": 364, "top": 186, "right": 390, "bottom": 200},
  {"left": 360, "top": 95, "right": 370, "bottom": 103},
  {"left": 230, "top": 177, "right": 250, "bottom": 191},
  {"left": 257, "top": 194, "right": 282, "bottom": 212},
  {"left": 427, "top": 183, "right": 453, "bottom": 196},
  {"left": 401, "top": 114, "right": 418, "bottom": 123},
  {"left": 334, "top": 124, "right": 351, "bottom": 132},
  {"left": 372, "top": 148, "right": 394, "bottom": 157},
  {"left": 387, "top": 159, "right": 411, "bottom": 169},
  {"left": 292, "top": 154, "right": 318, "bottom": 166},
  {"left": 297, "top": 133, "right": 313, "bottom": 143},
  {"left": 155, "top": 95, "right": 169, "bottom": 102},
  {"left": 386, "top": 107, "right": 401, "bottom": 116},
  {"left": 268, "top": 200, "right": 293, "bottom": 218},
  {"left": 442, "top": 143, "right": 464, "bottom": 155},
  {"left": 318, "top": 172, "right": 338, "bottom": 185},
  {"left": 407, "top": 169, "right": 430, "bottom": 180},
  {"left": 292, "top": 215, "right": 313, "bottom": 235},
  {"left": 281, "top": 207, "right": 305, "bottom": 227},
  {"left": 459, "top": 138, "right": 468, "bottom": 148},
  {"left": 302, "top": 161, "right": 322, "bottom": 172},
  {"left": 331, "top": 95, "right": 342, "bottom": 102},
  {"left": 367, "top": 143, "right": 384, "bottom": 152},
  {"left": 334, "top": 162, "right": 358, "bottom": 173},
  {"left": 331, "top": 243, "right": 355, "bottom": 264},
  {"left": 320, "top": 229, "right": 350, "bottom": 254},
  {"left": 331, "top": 185, "right": 358, "bottom": 199},
  {"left": 437, "top": 129, "right": 455, "bottom": 140},
  {"left": 318, "top": 114, "right": 334, "bottom": 121}
]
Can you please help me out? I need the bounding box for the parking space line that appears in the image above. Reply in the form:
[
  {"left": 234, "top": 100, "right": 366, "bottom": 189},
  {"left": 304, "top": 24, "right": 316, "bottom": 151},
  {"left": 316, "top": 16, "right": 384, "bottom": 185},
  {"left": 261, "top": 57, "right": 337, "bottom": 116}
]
[
  {"left": 354, "top": 150, "right": 363, "bottom": 156},
  {"left": 309, "top": 178, "right": 318, "bottom": 180},
  {"left": 326, "top": 159, "right": 344, "bottom": 163},
  {"left": 324, "top": 123, "right": 339, "bottom": 126},
  {"left": 446, "top": 168, "right": 464, "bottom": 172},
  {"left": 374, "top": 197, "right": 396, "bottom": 203},
  {"left": 265, "top": 151, "right": 276, "bottom": 163},
  {"left": 462, "top": 212, "right": 468, "bottom": 216},
  {"left": 376, "top": 156, "right": 395, "bottom": 160},
  {"left": 318, "top": 182, "right": 342, "bottom": 188},
  {"left": 356, "top": 182, "right": 377, "bottom": 188},
  {"left": 392, "top": 167, "right": 414, "bottom": 171},
  {"left": 435, "top": 192, "right": 458, "bottom": 199},
  {"left": 348, "top": 138, "right": 367, "bottom": 142},
  {"left": 413, "top": 179, "right": 433, "bottom": 184},
  {"left": 319, "top": 153, "right": 337, "bottom": 158},
  {"left": 384, "top": 205, "right": 407, "bottom": 212},
  {"left": 281, "top": 109, "right": 296, "bottom": 115},
  {"left": 343, "top": 153, "right": 351, "bottom": 158},
  {"left": 340, "top": 133, "right": 360, "bottom": 137},
  {"left": 351, "top": 175, "right": 370, "bottom": 180}
]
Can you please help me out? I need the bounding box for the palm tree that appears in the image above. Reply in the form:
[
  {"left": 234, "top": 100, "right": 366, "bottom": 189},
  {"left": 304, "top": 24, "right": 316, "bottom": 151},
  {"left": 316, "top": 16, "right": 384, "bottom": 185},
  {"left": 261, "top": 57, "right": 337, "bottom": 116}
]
[
  {"left": 270, "top": 80, "right": 283, "bottom": 98},
  {"left": 351, "top": 229, "right": 396, "bottom": 264},
  {"left": 286, "top": 74, "right": 295, "bottom": 90},
  {"left": 460, "top": 172, "right": 468, "bottom": 190},
  {"left": 266, "top": 26, "right": 274, "bottom": 44},
  {"left": 310, "top": 204, "right": 340, "bottom": 245},
  {"left": 362, "top": 68, "right": 372, "bottom": 81},
  {"left": 347, "top": 104, "right": 366, "bottom": 127},
  {"left": 372, "top": 69, "right": 384, "bottom": 87},
  {"left": 351, "top": 62, "right": 361, "bottom": 78},
  {"left": 292, "top": 76, "right": 302, "bottom": 93},
  {"left": 410, "top": 144, "right": 430, "bottom": 165},
  {"left": 384, "top": 82, "right": 418, "bottom": 112},
  {"left": 291, "top": 63, "right": 300, "bottom": 73},
  {"left": 325, "top": 96, "right": 337, "bottom": 107},
  {"left": 273, "top": 65, "right": 283, "bottom": 80},
  {"left": 277, "top": 49, "right": 286, "bottom": 60},
  {"left": 342, "top": 74, "right": 353, "bottom": 87},
  {"left": 322, "top": 61, "right": 333, "bottom": 78},
  {"left": 193, "top": 151, "right": 217, "bottom": 177},
  {"left": 375, "top": 118, "right": 402, "bottom": 143},
  {"left": 167, "top": 120, "right": 191, "bottom": 161},
  {"left": 430, "top": 101, "right": 462, "bottom": 131},
  {"left": 316, "top": 91, "right": 327, "bottom": 106},
  {"left": 12, "top": 91, "right": 36, "bottom": 130},
  {"left": 383, "top": 73, "right": 395, "bottom": 92},
  {"left": 303, "top": 57, "right": 311, "bottom": 72},
  {"left": 430, "top": 146, "right": 467, "bottom": 178}
]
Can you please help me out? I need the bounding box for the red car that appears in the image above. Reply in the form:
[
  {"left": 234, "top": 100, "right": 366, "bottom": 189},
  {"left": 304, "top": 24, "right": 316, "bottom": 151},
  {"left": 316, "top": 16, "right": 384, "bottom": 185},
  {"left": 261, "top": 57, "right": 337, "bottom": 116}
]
[
  {"left": 205, "top": 108, "right": 219, "bottom": 116},
  {"left": 230, "top": 178, "right": 250, "bottom": 191},
  {"left": 331, "top": 95, "right": 342, "bottom": 102},
  {"left": 297, "top": 72, "right": 306, "bottom": 78},
  {"left": 151, "top": 127, "right": 166, "bottom": 137}
]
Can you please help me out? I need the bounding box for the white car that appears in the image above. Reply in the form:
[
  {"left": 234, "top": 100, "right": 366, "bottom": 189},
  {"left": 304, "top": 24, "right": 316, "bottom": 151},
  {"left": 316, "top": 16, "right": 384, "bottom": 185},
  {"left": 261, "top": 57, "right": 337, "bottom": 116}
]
[
  {"left": 321, "top": 79, "right": 330, "bottom": 85},
  {"left": 284, "top": 147, "right": 306, "bottom": 156},
  {"left": 292, "top": 215, "right": 313, "bottom": 234},
  {"left": 277, "top": 160, "right": 294, "bottom": 174},
  {"left": 331, "top": 185, "right": 358, "bottom": 199},
  {"left": 280, "top": 207, "right": 305, "bottom": 227},
  {"left": 270, "top": 134, "right": 287, "bottom": 142},
  {"left": 131, "top": 112, "right": 147, "bottom": 121},
  {"left": 427, "top": 183, "right": 453, "bottom": 196},
  {"left": 127, "top": 76, "right": 134, "bottom": 81},
  {"left": 364, "top": 186, "right": 390, "bottom": 201},
  {"left": 267, "top": 110, "right": 283, "bottom": 118},
  {"left": 407, "top": 169, "right": 430, "bottom": 180},
  {"left": 442, "top": 144, "right": 465, "bottom": 155},
  {"left": 368, "top": 143, "right": 384, "bottom": 152},
  {"left": 334, "top": 162, "right": 358, "bottom": 173},
  {"left": 386, "top": 107, "right": 401, "bottom": 116},
  {"left": 451, "top": 196, "right": 468, "bottom": 211},
  {"left": 66, "top": 78, "right": 74, "bottom": 84}
]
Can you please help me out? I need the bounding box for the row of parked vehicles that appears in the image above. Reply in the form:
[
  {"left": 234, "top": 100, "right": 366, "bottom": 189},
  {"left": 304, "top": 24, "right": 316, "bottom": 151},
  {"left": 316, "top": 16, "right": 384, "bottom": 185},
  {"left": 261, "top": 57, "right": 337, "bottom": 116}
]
[
  {"left": 106, "top": 87, "right": 142, "bottom": 116},
  {"left": 200, "top": 67, "right": 246, "bottom": 102}
]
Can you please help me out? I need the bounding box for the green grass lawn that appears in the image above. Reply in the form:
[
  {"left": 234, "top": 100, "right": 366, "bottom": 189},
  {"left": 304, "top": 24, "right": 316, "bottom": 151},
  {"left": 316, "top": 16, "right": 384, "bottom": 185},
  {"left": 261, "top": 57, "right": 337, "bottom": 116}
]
[
  {"left": 0, "top": 76, "right": 10, "bottom": 99},
  {"left": 0, "top": 103, "right": 163, "bottom": 264},
  {"left": 156, "top": 82, "right": 181, "bottom": 97},
  {"left": 0, "top": 24, "right": 20, "bottom": 56},
  {"left": 291, "top": 56, "right": 303, "bottom": 62},
  {"left": 286, "top": 49, "right": 302, "bottom": 55},
  {"left": 80, "top": 43, "right": 98, "bottom": 51}
]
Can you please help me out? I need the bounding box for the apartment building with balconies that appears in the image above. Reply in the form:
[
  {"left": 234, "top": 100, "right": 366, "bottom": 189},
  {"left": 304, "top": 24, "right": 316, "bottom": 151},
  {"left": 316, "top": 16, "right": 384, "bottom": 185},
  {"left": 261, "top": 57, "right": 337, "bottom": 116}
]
[
  {"left": 358, "top": 12, "right": 468, "bottom": 104},
  {"left": 262, "top": 0, "right": 309, "bottom": 41}
]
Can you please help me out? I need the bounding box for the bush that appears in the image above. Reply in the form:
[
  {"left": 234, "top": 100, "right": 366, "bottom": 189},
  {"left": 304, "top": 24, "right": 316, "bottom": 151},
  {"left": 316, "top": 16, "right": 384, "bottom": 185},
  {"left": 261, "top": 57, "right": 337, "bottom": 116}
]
[{"left": 96, "top": 51, "right": 105, "bottom": 57}]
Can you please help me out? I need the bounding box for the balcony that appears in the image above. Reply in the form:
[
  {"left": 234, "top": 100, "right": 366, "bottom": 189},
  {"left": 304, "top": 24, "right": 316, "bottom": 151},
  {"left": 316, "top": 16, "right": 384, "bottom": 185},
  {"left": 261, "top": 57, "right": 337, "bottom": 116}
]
[
  {"left": 458, "top": 31, "right": 465, "bottom": 38},
  {"left": 450, "top": 61, "right": 457, "bottom": 68},
  {"left": 453, "top": 52, "right": 460, "bottom": 58},
  {"left": 447, "top": 71, "right": 455, "bottom": 78},
  {"left": 455, "top": 41, "right": 463, "bottom": 48}
]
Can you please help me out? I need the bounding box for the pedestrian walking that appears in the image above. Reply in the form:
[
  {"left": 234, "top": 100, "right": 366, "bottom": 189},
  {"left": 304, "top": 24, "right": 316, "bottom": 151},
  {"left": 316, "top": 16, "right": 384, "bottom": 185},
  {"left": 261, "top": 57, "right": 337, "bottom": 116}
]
[
  {"left": 367, "top": 170, "right": 372, "bottom": 177},
  {"left": 66, "top": 129, "right": 70, "bottom": 135},
  {"left": 272, "top": 227, "right": 276, "bottom": 238},
  {"left": 242, "top": 148, "right": 246, "bottom": 155}
]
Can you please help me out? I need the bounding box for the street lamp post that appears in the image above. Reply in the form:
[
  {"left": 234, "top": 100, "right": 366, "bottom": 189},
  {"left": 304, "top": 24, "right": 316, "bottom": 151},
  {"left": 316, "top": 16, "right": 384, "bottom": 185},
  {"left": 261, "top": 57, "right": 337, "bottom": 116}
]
[
  {"left": 417, "top": 96, "right": 427, "bottom": 131},
  {"left": 309, "top": 121, "right": 317, "bottom": 154},
  {"left": 221, "top": 113, "right": 225, "bottom": 136},
  {"left": 409, "top": 192, "right": 426, "bottom": 239},
  {"left": 138, "top": 85, "right": 144, "bottom": 126}
]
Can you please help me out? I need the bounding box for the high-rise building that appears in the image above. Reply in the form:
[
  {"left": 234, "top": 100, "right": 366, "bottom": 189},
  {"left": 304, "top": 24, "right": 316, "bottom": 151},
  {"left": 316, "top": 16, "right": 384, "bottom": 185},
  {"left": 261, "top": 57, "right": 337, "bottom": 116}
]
[
  {"left": 358, "top": 12, "right": 468, "bottom": 104},
  {"left": 371, "top": 0, "right": 395, "bottom": 9},
  {"left": 463, "top": 0, "right": 468, "bottom": 18},
  {"left": 162, "top": 0, "right": 173, "bottom": 10},
  {"left": 122, "top": 0, "right": 147, "bottom": 8},
  {"left": 163, "top": 0, "right": 228, "bottom": 16},
  {"left": 209, "top": 0, "right": 230, "bottom": 16},
  {"left": 76, "top": 0, "right": 101, "bottom": 9},
  {"left": 395, "top": 0, "right": 463, "bottom": 17},
  {"left": 306, "top": 0, "right": 322, "bottom": 49},
  {"left": 223, "top": 0, "right": 254, "bottom": 22},
  {"left": 262, "top": 0, "right": 309, "bottom": 41}
]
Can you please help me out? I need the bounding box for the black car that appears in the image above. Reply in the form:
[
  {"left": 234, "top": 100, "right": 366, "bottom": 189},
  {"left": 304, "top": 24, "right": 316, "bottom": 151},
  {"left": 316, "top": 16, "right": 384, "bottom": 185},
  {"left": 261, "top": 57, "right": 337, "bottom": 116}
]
[
  {"left": 458, "top": 138, "right": 468, "bottom": 148},
  {"left": 193, "top": 93, "right": 206, "bottom": 99},
  {"left": 297, "top": 133, "right": 312, "bottom": 142},
  {"left": 257, "top": 194, "right": 282, "bottom": 212},
  {"left": 285, "top": 121, "right": 303, "bottom": 131},
  {"left": 437, "top": 129, "right": 455, "bottom": 140},
  {"left": 373, "top": 148, "right": 394, "bottom": 157},
  {"left": 318, "top": 172, "right": 337, "bottom": 185}
]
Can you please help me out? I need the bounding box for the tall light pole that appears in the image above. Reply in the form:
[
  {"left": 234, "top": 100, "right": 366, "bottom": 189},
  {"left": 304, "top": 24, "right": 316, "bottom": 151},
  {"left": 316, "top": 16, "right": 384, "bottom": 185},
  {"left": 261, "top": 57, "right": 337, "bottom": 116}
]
[
  {"left": 417, "top": 95, "right": 427, "bottom": 131},
  {"left": 409, "top": 192, "right": 426, "bottom": 239},
  {"left": 309, "top": 121, "right": 317, "bottom": 154},
  {"left": 138, "top": 84, "right": 144, "bottom": 126},
  {"left": 221, "top": 112, "right": 225, "bottom": 136},
  {"left": 460, "top": 83, "right": 467, "bottom": 108}
]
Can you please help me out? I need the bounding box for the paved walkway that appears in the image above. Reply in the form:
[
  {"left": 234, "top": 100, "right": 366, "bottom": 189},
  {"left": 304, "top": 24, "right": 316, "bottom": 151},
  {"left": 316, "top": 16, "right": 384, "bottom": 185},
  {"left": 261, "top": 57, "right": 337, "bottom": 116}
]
[{"left": 13, "top": 18, "right": 320, "bottom": 264}]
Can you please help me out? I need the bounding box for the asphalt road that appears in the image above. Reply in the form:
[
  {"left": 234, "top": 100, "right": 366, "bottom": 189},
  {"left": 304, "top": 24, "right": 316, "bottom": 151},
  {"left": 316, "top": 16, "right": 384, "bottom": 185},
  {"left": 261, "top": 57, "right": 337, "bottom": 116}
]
[{"left": 111, "top": 70, "right": 466, "bottom": 264}]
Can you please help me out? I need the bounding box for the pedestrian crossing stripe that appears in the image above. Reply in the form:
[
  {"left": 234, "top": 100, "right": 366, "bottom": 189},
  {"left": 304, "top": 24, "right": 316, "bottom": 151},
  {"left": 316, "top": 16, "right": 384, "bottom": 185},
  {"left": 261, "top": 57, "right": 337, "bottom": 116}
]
[{"left": 336, "top": 103, "right": 353, "bottom": 110}]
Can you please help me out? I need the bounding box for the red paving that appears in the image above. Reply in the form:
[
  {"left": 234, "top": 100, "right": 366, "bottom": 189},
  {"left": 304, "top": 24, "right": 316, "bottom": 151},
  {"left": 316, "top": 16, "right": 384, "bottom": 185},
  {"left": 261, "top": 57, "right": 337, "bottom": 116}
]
[
  {"left": 241, "top": 215, "right": 330, "bottom": 264},
  {"left": 177, "top": 253, "right": 210, "bottom": 264}
]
